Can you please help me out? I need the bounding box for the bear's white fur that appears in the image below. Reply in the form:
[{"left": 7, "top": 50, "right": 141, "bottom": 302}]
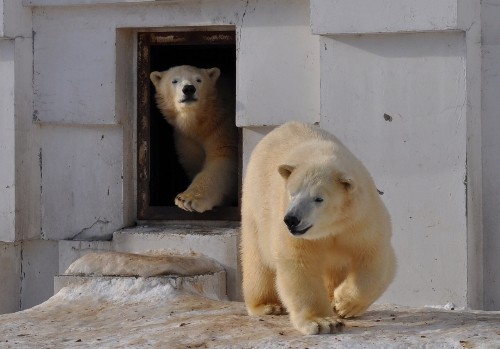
[
  {"left": 150, "top": 65, "right": 237, "bottom": 212},
  {"left": 241, "top": 121, "right": 396, "bottom": 335}
]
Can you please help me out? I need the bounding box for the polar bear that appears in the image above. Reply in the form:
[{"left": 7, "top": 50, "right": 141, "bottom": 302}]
[
  {"left": 150, "top": 65, "right": 238, "bottom": 212},
  {"left": 241, "top": 121, "right": 396, "bottom": 335}
]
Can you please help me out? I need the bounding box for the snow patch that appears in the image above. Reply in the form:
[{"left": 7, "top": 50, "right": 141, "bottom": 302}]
[{"left": 52, "top": 277, "right": 181, "bottom": 304}]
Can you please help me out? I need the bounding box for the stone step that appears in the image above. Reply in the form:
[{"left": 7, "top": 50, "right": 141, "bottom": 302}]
[
  {"left": 57, "top": 223, "right": 241, "bottom": 300},
  {"left": 112, "top": 224, "right": 241, "bottom": 301},
  {"left": 54, "top": 271, "right": 227, "bottom": 301}
]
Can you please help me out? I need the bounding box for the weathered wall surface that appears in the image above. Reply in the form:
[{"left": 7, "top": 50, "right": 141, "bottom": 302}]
[
  {"left": 482, "top": 0, "right": 500, "bottom": 311},
  {"left": 0, "top": 38, "right": 16, "bottom": 243},
  {"left": 1, "top": 0, "right": 499, "bottom": 313},
  {"left": 319, "top": 32, "right": 469, "bottom": 307},
  {"left": 0, "top": 243, "right": 20, "bottom": 314},
  {"left": 31, "top": 0, "right": 318, "bottom": 241}
]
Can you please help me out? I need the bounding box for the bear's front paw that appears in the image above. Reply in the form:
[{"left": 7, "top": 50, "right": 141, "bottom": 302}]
[
  {"left": 175, "top": 191, "right": 214, "bottom": 213},
  {"left": 292, "top": 316, "right": 344, "bottom": 335},
  {"left": 248, "top": 303, "right": 287, "bottom": 316},
  {"left": 333, "top": 297, "right": 369, "bottom": 319}
]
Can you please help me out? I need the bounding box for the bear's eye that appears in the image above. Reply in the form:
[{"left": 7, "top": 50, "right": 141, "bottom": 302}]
[
  {"left": 314, "top": 197, "right": 324, "bottom": 203},
  {"left": 171, "top": 79, "right": 178, "bottom": 84},
  {"left": 196, "top": 78, "right": 202, "bottom": 83}
]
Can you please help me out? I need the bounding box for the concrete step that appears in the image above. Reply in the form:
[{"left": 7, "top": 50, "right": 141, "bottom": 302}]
[
  {"left": 112, "top": 223, "right": 241, "bottom": 300},
  {"left": 54, "top": 271, "right": 227, "bottom": 301},
  {"left": 57, "top": 223, "right": 241, "bottom": 300}
]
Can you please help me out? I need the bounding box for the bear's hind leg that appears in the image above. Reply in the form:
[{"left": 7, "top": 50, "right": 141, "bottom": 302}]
[
  {"left": 241, "top": 221, "right": 285, "bottom": 316},
  {"left": 243, "top": 264, "right": 285, "bottom": 316}
]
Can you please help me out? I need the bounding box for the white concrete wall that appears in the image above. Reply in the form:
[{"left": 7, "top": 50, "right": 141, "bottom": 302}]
[
  {"left": 320, "top": 32, "right": 469, "bottom": 308},
  {"left": 0, "top": 0, "right": 41, "bottom": 315},
  {"left": 0, "top": 243, "right": 21, "bottom": 314},
  {"left": 0, "top": 241, "right": 59, "bottom": 313},
  {"left": 482, "top": 0, "right": 500, "bottom": 311},
  {"left": 0, "top": 38, "right": 16, "bottom": 242},
  {"left": 236, "top": 0, "right": 319, "bottom": 126},
  {"left": 1, "top": 0, "right": 32, "bottom": 37},
  {"left": 39, "top": 125, "right": 125, "bottom": 240},
  {"left": 31, "top": 0, "right": 319, "bottom": 240},
  {"left": 0, "top": 0, "right": 37, "bottom": 243},
  {"left": 21, "top": 240, "right": 59, "bottom": 310},
  {"left": 0, "top": 0, "right": 497, "bottom": 312},
  {"left": 310, "top": 0, "right": 483, "bottom": 309}
]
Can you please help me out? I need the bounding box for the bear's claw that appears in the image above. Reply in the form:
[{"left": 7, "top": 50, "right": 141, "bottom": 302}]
[
  {"left": 248, "top": 303, "right": 287, "bottom": 316},
  {"left": 293, "top": 316, "right": 344, "bottom": 335},
  {"left": 334, "top": 298, "right": 369, "bottom": 319},
  {"left": 175, "top": 191, "right": 213, "bottom": 213}
]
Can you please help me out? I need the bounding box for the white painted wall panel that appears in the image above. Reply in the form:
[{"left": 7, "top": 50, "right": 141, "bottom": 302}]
[
  {"left": 311, "top": 0, "right": 469, "bottom": 35},
  {"left": 33, "top": 9, "right": 117, "bottom": 124},
  {"left": 0, "top": 39, "right": 16, "bottom": 242},
  {"left": 14, "top": 37, "right": 40, "bottom": 241},
  {"left": 0, "top": 1, "right": 4, "bottom": 37},
  {"left": 40, "top": 126, "right": 124, "bottom": 240},
  {"left": 1, "top": 0, "right": 32, "bottom": 38},
  {"left": 0, "top": 242, "right": 20, "bottom": 314},
  {"left": 236, "top": 0, "right": 319, "bottom": 126},
  {"left": 32, "top": 0, "right": 318, "bottom": 126},
  {"left": 320, "top": 33, "right": 468, "bottom": 307},
  {"left": 20, "top": 240, "right": 58, "bottom": 310},
  {"left": 482, "top": 1, "right": 500, "bottom": 311}
]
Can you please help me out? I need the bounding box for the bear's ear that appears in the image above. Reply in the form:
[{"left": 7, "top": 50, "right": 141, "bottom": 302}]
[
  {"left": 150, "top": 71, "right": 163, "bottom": 89},
  {"left": 206, "top": 67, "right": 221, "bottom": 82},
  {"left": 278, "top": 164, "right": 295, "bottom": 180},
  {"left": 338, "top": 175, "right": 356, "bottom": 192}
]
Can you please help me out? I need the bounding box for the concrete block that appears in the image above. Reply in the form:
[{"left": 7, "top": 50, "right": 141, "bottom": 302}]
[
  {"left": 236, "top": 0, "right": 319, "bottom": 126},
  {"left": 31, "top": 0, "right": 318, "bottom": 127},
  {"left": 311, "top": 0, "right": 472, "bottom": 35},
  {"left": 14, "top": 36, "right": 39, "bottom": 241},
  {"left": 0, "top": 37, "right": 37, "bottom": 242},
  {"left": 0, "top": 39, "right": 16, "bottom": 242},
  {"left": 40, "top": 125, "right": 124, "bottom": 241},
  {"left": 482, "top": 43, "right": 500, "bottom": 310},
  {"left": 54, "top": 272, "right": 227, "bottom": 301},
  {"left": 21, "top": 240, "right": 59, "bottom": 310},
  {"left": 0, "top": 242, "right": 20, "bottom": 314},
  {"left": 319, "top": 32, "right": 469, "bottom": 308},
  {"left": 0, "top": 0, "right": 32, "bottom": 38},
  {"left": 483, "top": 0, "right": 500, "bottom": 46},
  {"left": 112, "top": 224, "right": 241, "bottom": 301},
  {"left": 241, "top": 127, "right": 274, "bottom": 176},
  {"left": 32, "top": 8, "right": 117, "bottom": 124}
]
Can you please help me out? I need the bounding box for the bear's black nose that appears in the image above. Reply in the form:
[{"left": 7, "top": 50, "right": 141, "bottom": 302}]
[
  {"left": 182, "top": 84, "right": 196, "bottom": 96},
  {"left": 284, "top": 214, "right": 300, "bottom": 229}
]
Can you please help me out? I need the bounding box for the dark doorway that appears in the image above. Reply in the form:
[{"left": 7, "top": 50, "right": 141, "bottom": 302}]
[{"left": 137, "top": 29, "right": 239, "bottom": 221}]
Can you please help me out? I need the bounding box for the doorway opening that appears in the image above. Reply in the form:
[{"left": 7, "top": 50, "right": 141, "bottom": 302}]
[{"left": 137, "top": 28, "right": 239, "bottom": 221}]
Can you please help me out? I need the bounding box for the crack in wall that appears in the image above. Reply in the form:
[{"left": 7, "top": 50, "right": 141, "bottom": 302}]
[
  {"left": 38, "top": 148, "right": 45, "bottom": 240},
  {"left": 71, "top": 219, "right": 111, "bottom": 241},
  {"left": 237, "top": 0, "right": 250, "bottom": 49},
  {"left": 19, "top": 243, "right": 24, "bottom": 311}
]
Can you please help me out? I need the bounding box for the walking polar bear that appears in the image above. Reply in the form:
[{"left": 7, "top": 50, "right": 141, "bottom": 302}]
[
  {"left": 150, "top": 65, "right": 237, "bottom": 213},
  {"left": 241, "top": 121, "right": 396, "bottom": 335}
]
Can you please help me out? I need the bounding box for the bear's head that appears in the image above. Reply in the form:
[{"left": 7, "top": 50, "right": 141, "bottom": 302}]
[
  {"left": 150, "top": 65, "right": 221, "bottom": 118},
  {"left": 278, "top": 158, "right": 361, "bottom": 240}
]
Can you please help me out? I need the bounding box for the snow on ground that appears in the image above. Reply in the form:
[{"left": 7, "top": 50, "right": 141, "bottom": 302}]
[{"left": 0, "top": 277, "right": 499, "bottom": 349}]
